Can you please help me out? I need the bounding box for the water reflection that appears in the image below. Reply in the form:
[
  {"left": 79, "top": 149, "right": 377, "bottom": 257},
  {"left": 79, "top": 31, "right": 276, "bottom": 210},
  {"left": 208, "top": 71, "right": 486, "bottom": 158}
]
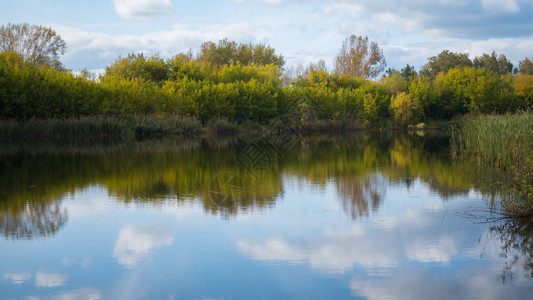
[
  {"left": 35, "top": 272, "right": 68, "bottom": 287},
  {"left": 0, "top": 201, "right": 67, "bottom": 239},
  {"left": 0, "top": 133, "right": 504, "bottom": 238},
  {"left": 4, "top": 273, "right": 32, "bottom": 285},
  {"left": 1, "top": 133, "right": 533, "bottom": 299},
  {"left": 113, "top": 224, "right": 175, "bottom": 268},
  {"left": 237, "top": 179, "right": 458, "bottom": 275},
  {"left": 337, "top": 174, "right": 386, "bottom": 219},
  {"left": 492, "top": 218, "right": 533, "bottom": 281}
]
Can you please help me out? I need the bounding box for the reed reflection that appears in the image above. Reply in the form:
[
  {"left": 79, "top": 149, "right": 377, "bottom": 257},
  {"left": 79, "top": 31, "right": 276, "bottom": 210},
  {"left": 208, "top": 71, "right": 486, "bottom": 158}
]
[{"left": 492, "top": 218, "right": 533, "bottom": 282}]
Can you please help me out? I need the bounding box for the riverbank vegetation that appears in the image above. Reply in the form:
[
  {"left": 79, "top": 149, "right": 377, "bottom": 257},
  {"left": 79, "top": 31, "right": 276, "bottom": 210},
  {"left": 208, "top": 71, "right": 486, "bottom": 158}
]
[
  {"left": 452, "top": 111, "right": 533, "bottom": 217},
  {"left": 1, "top": 25, "right": 533, "bottom": 139}
]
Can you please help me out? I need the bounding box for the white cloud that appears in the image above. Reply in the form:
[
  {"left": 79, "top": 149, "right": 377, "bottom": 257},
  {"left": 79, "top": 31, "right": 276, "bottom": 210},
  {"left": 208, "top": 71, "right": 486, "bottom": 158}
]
[
  {"left": 406, "top": 237, "right": 457, "bottom": 263},
  {"left": 379, "top": 35, "right": 533, "bottom": 70},
  {"left": 57, "top": 288, "right": 102, "bottom": 300},
  {"left": 371, "top": 10, "right": 434, "bottom": 35},
  {"left": 438, "top": 0, "right": 467, "bottom": 6},
  {"left": 35, "top": 273, "right": 68, "bottom": 287},
  {"left": 237, "top": 229, "right": 400, "bottom": 274},
  {"left": 339, "top": 22, "right": 390, "bottom": 37},
  {"left": 318, "top": 0, "right": 532, "bottom": 40},
  {"left": 61, "top": 189, "right": 117, "bottom": 219},
  {"left": 113, "top": 0, "right": 174, "bottom": 20},
  {"left": 481, "top": 0, "right": 519, "bottom": 13},
  {"left": 350, "top": 268, "right": 533, "bottom": 300},
  {"left": 465, "top": 36, "right": 533, "bottom": 59},
  {"left": 113, "top": 224, "right": 174, "bottom": 268},
  {"left": 233, "top": 0, "right": 285, "bottom": 4},
  {"left": 322, "top": 2, "right": 364, "bottom": 17},
  {"left": 4, "top": 273, "right": 32, "bottom": 285}
]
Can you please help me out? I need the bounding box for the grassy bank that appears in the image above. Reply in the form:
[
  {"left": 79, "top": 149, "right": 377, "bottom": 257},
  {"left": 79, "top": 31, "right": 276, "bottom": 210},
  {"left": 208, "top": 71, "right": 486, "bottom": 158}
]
[
  {"left": 452, "top": 111, "right": 533, "bottom": 217},
  {"left": 0, "top": 115, "right": 461, "bottom": 142},
  {"left": 0, "top": 116, "right": 206, "bottom": 141}
]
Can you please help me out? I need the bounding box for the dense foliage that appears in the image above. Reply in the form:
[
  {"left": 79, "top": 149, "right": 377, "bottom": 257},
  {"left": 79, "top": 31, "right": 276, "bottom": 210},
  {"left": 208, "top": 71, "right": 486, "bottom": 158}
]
[
  {"left": 1, "top": 42, "right": 533, "bottom": 127},
  {"left": 197, "top": 38, "right": 285, "bottom": 67}
]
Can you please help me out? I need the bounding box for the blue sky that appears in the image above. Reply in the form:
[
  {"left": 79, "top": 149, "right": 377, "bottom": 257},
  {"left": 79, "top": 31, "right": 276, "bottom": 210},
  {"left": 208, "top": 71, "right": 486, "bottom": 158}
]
[{"left": 2, "top": 0, "right": 533, "bottom": 73}]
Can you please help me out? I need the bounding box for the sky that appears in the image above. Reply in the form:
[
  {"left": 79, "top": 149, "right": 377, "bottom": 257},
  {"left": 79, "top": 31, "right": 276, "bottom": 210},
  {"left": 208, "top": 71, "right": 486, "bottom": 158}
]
[{"left": 1, "top": 0, "right": 533, "bottom": 73}]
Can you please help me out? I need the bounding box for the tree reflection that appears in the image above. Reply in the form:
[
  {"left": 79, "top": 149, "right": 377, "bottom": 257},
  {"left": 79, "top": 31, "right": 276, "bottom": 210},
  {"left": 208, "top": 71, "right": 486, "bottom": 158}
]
[
  {"left": 0, "top": 201, "right": 67, "bottom": 239},
  {"left": 492, "top": 218, "right": 533, "bottom": 282},
  {"left": 337, "top": 174, "right": 386, "bottom": 219},
  {"left": 200, "top": 170, "right": 281, "bottom": 218},
  {"left": 0, "top": 133, "right": 510, "bottom": 238}
]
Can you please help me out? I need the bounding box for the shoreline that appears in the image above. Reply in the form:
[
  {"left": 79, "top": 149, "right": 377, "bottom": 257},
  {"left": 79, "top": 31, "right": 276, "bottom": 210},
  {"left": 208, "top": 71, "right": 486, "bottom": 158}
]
[{"left": 0, "top": 116, "right": 456, "bottom": 142}]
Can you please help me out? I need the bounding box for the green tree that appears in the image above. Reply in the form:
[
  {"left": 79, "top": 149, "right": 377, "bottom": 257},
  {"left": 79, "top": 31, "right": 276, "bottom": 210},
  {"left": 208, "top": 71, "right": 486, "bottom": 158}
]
[
  {"left": 384, "top": 68, "right": 398, "bottom": 77},
  {"left": 334, "top": 35, "right": 386, "bottom": 79},
  {"left": 420, "top": 50, "right": 472, "bottom": 78},
  {"left": 400, "top": 64, "right": 417, "bottom": 81},
  {"left": 104, "top": 53, "right": 170, "bottom": 83},
  {"left": 196, "top": 38, "right": 284, "bottom": 67},
  {"left": 0, "top": 23, "right": 66, "bottom": 70},
  {"left": 473, "top": 51, "right": 513, "bottom": 75},
  {"left": 433, "top": 67, "right": 514, "bottom": 116},
  {"left": 381, "top": 70, "right": 408, "bottom": 96},
  {"left": 518, "top": 57, "right": 533, "bottom": 75},
  {"left": 408, "top": 76, "right": 435, "bottom": 119}
]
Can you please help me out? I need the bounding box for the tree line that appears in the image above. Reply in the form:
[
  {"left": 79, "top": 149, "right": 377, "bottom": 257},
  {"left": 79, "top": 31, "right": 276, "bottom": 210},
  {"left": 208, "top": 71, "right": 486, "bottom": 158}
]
[{"left": 1, "top": 24, "right": 532, "bottom": 127}]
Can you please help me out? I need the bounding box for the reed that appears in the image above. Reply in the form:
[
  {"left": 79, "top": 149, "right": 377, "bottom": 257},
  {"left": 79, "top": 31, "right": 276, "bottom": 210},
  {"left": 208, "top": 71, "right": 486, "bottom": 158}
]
[
  {"left": 204, "top": 118, "right": 240, "bottom": 136},
  {"left": 0, "top": 116, "right": 203, "bottom": 141},
  {"left": 453, "top": 111, "right": 533, "bottom": 216}
]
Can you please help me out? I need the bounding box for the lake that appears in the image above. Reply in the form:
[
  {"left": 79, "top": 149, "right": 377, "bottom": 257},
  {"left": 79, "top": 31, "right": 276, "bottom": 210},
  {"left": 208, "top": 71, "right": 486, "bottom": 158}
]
[{"left": 1, "top": 132, "right": 532, "bottom": 299}]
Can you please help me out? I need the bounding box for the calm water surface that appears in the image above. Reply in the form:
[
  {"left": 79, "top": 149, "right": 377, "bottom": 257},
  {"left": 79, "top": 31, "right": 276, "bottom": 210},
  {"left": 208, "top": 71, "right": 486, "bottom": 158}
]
[{"left": 1, "top": 133, "right": 532, "bottom": 299}]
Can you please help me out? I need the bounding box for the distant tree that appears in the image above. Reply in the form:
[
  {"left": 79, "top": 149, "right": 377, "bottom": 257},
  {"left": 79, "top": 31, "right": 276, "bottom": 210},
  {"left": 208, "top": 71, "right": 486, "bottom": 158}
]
[
  {"left": 401, "top": 64, "right": 417, "bottom": 80},
  {"left": 0, "top": 23, "right": 66, "bottom": 69},
  {"left": 305, "top": 59, "right": 327, "bottom": 74},
  {"left": 196, "top": 38, "right": 284, "bottom": 67},
  {"left": 518, "top": 57, "right": 533, "bottom": 75},
  {"left": 334, "top": 35, "right": 386, "bottom": 79},
  {"left": 384, "top": 68, "right": 398, "bottom": 77},
  {"left": 420, "top": 50, "right": 472, "bottom": 78},
  {"left": 78, "top": 68, "right": 98, "bottom": 81},
  {"left": 104, "top": 53, "right": 169, "bottom": 83},
  {"left": 473, "top": 51, "right": 513, "bottom": 75},
  {"left": 386, "top": 64, "right": 417, "bottom": 80},
  {"left": 381, "top": 71, "right": 408, "bottom": 96},
  {"left": 169, "top": 51, "right": 193, "bottom": 65},
  {"left": 281, "top": 60, "right": 327, "bottom": 86}
]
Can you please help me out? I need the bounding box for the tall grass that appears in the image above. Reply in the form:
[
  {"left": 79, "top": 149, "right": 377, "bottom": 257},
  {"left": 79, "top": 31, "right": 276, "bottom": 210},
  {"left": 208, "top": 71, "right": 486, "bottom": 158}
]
[
  {"left": 0, "top": 116, "right": 202, "bottom": 141},
  {"left": 452, "top": 111, "right": 533, "bottom": 216},
  {"left": 204, "top": 118, "right": 240, "bottom": 136},
  {"left": 459, "top": 111, "right": 533, "bottom": 169},
  {"left": 0, "top": 115, "right": 368, "bottom": 142}
]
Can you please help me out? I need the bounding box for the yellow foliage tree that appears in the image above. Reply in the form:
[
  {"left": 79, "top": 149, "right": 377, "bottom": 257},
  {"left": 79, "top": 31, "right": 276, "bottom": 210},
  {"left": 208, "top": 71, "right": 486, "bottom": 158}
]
[
  {"left": 391, "top": 92, "right": 415, "bottom": 126},
  {"left": 513, "top": 74, "right": 533, "bottom": 109}
]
